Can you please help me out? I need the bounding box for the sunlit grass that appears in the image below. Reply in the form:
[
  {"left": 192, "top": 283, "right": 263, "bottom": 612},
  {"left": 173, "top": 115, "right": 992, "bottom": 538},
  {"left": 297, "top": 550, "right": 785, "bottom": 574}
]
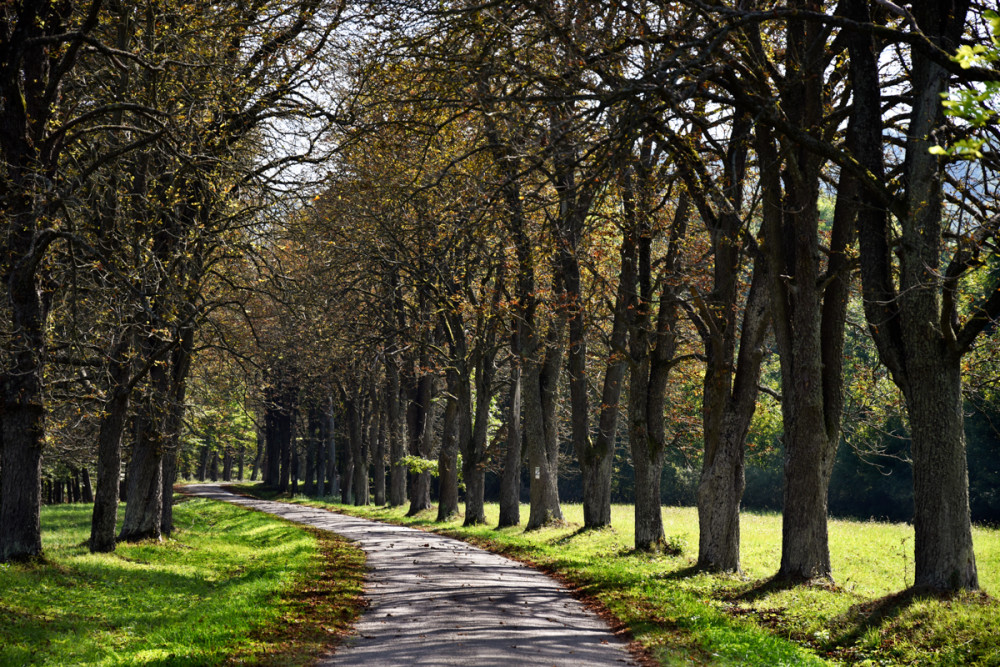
[
  {"left": 0, "top": 497, "right": 365, "bottom": 666},
  {"left": 234, "top": 483, "right": 1000, "bottom": 666}
]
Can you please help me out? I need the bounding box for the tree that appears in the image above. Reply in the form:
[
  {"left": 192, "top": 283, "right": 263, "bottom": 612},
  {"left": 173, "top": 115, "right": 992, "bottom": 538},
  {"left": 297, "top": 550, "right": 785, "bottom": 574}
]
[{"left": 845, "top": 0, "right": 997, "bottom": 590}]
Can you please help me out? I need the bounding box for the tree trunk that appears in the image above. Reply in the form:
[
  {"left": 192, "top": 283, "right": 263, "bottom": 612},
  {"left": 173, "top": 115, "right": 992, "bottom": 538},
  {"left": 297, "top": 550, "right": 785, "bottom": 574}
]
[
  {"left": 0, "top": 288, "right": 47, "bottom": 561},
  {"left": 386, "top": 360, "right": 407, "bottom": 506},
  {"left": 341, "top": 401, "right": 355, "bottom": 504},
  {"left": 437, "top": 371, "right": 461, "bottom": 522},
  {"left": 579, "top": 197, "right": 637, "bottom": 529},
  {"left": 406, "top": 370, "right": 435, "bottom": 515},
  {"left": 198, "top": 445, "right": 210, "bottom": 481},
  {"left": 279, "top": 410, "right": 292, "bottom": 493},
  {"left": 846, "top": 0, "right": 978, "bottom": 592},
  {"left": 326, "top": 402, "right": 337, "bottom": 496},
  {"left": 119, "top": 356, "right": 168, "bottom": 543},
  {"left": 906, "top": 356, "right": 977, "bottom": 589},
  {"left": 161, "top": 327, "right": 192, "bottom": 537},
  {"left": 316, "top": 411, "right": 327, "bottom": 496},
  {"left": 305, "top": 409, "right": 317, "bottom": 496},
  {"left": 624, "top": 163, "right": 688, "bottom": 552},
  {"left": 347, "top": 393, "right": 370, "bottom": 506},
  {"left": 373, "top": 406, "right": 387, "bottom": 506},
  {"left": 498, "top": 357, "right": 522, "bottom": 528},
  {"left": 90, "top": 335, "right": 133, "bottom": 553},
  {"left": 251, "top": 428, "right": 264, "bottom": 481},
  {"left": 753, "top": 43, "right": 848, "bottom": 578},
  {"left": 81, "top": 468, "right": 94, "bottom": 503},
  {"left": 524, "top": 318, "right": 565, "bottom": 530},
  {"left": 697, "top": 256, "right": 770, "bottom": 572},
  {"left": 463, "top": 349, "right": 492, "bottom": 526},
  {"left": 629, "top": 354, "right": 666, "bottom": 551}
]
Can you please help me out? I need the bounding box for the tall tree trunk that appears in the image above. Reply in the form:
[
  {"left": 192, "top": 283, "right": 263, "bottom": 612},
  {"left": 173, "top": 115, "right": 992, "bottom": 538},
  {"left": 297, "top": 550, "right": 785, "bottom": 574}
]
[
  {"left": 119, "top": 349, "right": 169, "bottom": 543},
  {"left": 279, "top": 409, "right": 292, "bottom": 493},
  {"left": 847, "top": 0, "right": 977, "bottom": 591},
  {"left": 579, "top": 194, "right": 637, "bottom": 529},
  {"left": 369, "top": 383, "right": 385, "bottom": 506},
  {"left": 386, "top": 360, "right": 407, "bottom": 506},
  {"left": 374, "top": 404, "right": 387, "bottom": 506},
  {"left": 316, "top": 409, "right": 327, "bottom": 496},
  {"left": 524, "top": 318, "right": 565, "bottom": 531},
  {"left": 0, "top": 273, "right": 47, "bottom": 561},
  {"left": 304, "top": 408, "right": 318, "bottom": 496},
  {"left": 437, "top": 371, "right": 461, "bottom": 521},
  {"left": 498, "top": 356, "right": 523, "bottom": 528},
  {"left": 198, "top": 445, "right": 210, "bottom": 481},
  {"left": 250, "top": 428, "right": 264, "bottom": 482},
  {"left": 626, "top": 169, "right": 688, "bottom": 551},
  {"left": 347, "top": 392, "right": 369, "bottom": 506},
  {"left": 756, "top": 68, "right": 850, "bottom": 580},
  {"left": 905, "top": 356, "right": 976, "bottom": 589},
  {"left": 463, "top": 348, "right": 492, "bottom": 527},
  {"left": 406, "top": 368, "right": 435, "bottom": 515},
  {"left": 90, "top": 334, "right": 133, "bottom": 553},
  {"left": 696, "top": 265, "right": 769, "bottom": 572},
  {"left": 340, "top": 403, "right": 354, "bottom": 504},
  {"left": 161, "top": 328, "right": 192, "bottom": 536},
  {"left": 326, "top": 401, "right": 337, "bottom": 496},
  {"left": 81, "top": 468, "right": 94, "bottom": 503}
]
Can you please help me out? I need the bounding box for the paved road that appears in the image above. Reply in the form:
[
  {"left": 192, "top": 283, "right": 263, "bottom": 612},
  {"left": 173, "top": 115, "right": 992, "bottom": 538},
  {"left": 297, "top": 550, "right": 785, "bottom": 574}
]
[{"left": 182, "top": 484, "right": 637, "bottom": 666}]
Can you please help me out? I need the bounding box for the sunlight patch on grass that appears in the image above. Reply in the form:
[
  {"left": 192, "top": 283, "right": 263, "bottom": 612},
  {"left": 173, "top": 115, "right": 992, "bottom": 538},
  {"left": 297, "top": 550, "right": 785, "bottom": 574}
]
[{"left": 0, "top": 498, "right": 363, "bottom": 666}]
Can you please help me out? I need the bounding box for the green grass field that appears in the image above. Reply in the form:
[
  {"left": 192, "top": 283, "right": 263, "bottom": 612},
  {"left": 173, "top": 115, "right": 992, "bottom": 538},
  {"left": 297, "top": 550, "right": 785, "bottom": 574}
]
[
  {"left": 0, "top": 497, "right": 365, "bottom": 666},
  {"left": 235, "top": 486, "right": 999, "bottom": 666}
]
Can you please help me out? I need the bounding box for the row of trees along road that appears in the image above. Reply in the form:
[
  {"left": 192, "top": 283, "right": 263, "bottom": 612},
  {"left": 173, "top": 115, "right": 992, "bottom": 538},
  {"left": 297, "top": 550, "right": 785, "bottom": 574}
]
[
  {"left": 4, "top": 0, "right": 999, "bottom": 596},
  {"left": 0, "top": 0, "right": 351, "bottom": 559}
]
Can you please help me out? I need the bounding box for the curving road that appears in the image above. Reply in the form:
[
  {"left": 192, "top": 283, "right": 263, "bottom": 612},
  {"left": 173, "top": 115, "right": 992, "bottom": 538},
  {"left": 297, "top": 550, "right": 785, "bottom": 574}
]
[{"left": 182, "top": 484, "right": 637, "bottom": 667}]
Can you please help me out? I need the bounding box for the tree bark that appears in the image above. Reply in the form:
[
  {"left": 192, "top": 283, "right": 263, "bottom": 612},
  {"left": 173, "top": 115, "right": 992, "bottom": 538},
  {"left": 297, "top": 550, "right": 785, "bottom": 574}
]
[
  {"left": 696, "top": 263, "right": 770, "bottom": 572},
  {"left": 498, "top": 356, "right": 523, "bottom": 528},
  {"left": 437, "top": 370, "right": 461, "bottom": 521},
  {"left": 90, "top": 334, "right": 133, "bottom": 553},
  {"left": 119, "top": 350, "right": 169, "bottom": 543},
  {"left": 386, "top": 359, "right": 407, "bottom": 506},
  {"left": 463, "top": 344, "right": 493, "bottom": 526},
  {"left": 524, "top": 317, "right": 566, "bottom": 530},
  {"left": 305, "top": 408, "right": 318, "bottom": 495},
  {"left": 347, "top": 391, "right": 370, "bottom": 506},
  {"left": 624, "top": 158, "right": 688, "bottom": 552},
  {"left": 251, "top": 428, "right": 264, "bottom": 481},
  {"left": 374, "top": 405, "right": 387, "bottom": 506},
  {"left": 406, "top": 366, "right": 435, "bottom": 515}
]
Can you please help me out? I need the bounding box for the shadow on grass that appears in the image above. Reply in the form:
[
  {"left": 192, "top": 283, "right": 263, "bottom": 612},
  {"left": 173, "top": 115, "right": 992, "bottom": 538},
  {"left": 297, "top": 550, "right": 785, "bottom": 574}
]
[
  {"left": 551, "top": 525, "right": 613, "bottom": 545},
  {"left": 827, "top": 586, "right": 992, "bottom": 651},
  {"left": 651, "top": 564, "right": 703, "bottom": 582},
  {"left": 716, "top": 573, "right": 839, "bottom": 604}
]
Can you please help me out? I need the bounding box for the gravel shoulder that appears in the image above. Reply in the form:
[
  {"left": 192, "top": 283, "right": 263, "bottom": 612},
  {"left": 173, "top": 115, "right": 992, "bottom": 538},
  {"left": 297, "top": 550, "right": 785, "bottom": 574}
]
[{"left": 182, "top": 484, "right": 637, "bottom": 666}]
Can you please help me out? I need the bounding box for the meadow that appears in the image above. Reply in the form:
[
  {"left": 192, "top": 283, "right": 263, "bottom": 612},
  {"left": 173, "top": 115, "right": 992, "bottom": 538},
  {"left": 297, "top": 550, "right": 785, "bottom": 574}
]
[{"left": 0, "top": 497, "right": 364, "bottom": 666}]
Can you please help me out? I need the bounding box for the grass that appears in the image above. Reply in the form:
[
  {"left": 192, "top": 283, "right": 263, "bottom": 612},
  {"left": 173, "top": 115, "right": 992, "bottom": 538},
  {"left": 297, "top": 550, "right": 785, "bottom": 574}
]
[
  {"left": 231, "top": 483, "right": 1000, "bottom": 666},
  {"left": 0, "top": 496, "right": 365, "bottom": 666}
]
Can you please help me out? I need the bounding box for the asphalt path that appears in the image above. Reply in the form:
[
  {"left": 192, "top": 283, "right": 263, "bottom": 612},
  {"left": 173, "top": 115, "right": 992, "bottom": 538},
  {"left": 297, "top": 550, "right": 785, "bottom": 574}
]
[{"left": 182, "top": 484, "right": 637, "bottom": 666}]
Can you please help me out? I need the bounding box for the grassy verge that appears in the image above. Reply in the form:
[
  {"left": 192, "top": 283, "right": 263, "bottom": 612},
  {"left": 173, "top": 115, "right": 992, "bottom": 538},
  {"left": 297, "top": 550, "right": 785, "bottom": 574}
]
[
  {"left": 231, "top": 483, "right": 1000, "bottom": 666},
  {"left": 0, "top": 497, "right": 365, "bottom": 666}
]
